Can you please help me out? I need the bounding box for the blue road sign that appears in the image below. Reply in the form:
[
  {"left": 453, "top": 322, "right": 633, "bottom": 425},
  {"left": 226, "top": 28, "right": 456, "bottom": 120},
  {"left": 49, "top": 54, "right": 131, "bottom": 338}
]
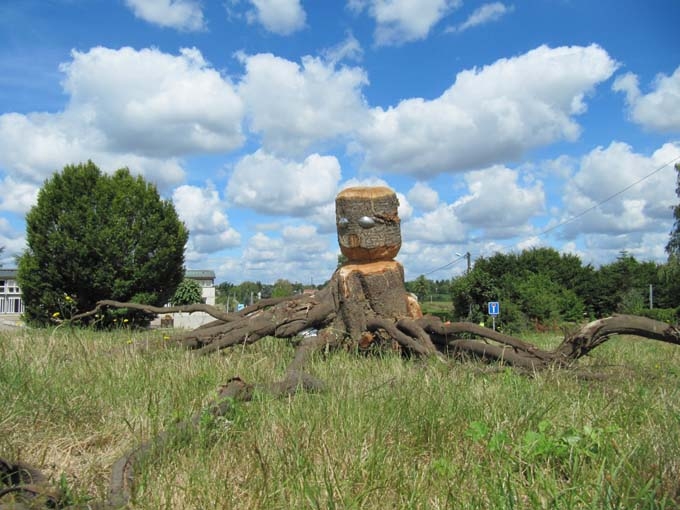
[{"left": 488, "top": 301, "right": 500, "bottom": 316}]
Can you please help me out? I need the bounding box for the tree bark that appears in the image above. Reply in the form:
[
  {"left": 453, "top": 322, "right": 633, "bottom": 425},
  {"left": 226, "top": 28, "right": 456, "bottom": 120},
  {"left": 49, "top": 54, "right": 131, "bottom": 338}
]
[{"left": 335, "top": 186, "right": 401, "bottom": 262}]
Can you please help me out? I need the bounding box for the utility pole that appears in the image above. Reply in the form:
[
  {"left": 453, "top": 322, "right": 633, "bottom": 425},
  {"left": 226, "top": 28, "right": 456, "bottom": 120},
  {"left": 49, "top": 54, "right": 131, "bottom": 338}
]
[
  {"left": 456, "top": 251, "right": 473, "bottom": 319},
  {"left": 456, "top": 251, "right": 472, "bottom": 274}
]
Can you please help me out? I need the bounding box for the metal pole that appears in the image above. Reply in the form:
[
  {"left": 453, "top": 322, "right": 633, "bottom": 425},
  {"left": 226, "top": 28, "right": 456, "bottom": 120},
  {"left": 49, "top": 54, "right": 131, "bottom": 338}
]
[{"left": 649, "top": 284, "right": 653, "bottom": 310}]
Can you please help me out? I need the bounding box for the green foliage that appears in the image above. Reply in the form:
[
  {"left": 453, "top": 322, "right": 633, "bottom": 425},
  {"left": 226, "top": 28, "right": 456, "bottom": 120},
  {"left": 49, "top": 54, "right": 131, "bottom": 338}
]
[
  {"left": 466, "top": 418, "right": 619, "bottom": 480},
  {"left": 450, "top": 267, "right": 499, "bottom": 323},
  {"left": 17, "top": 161, "right": 188, "bottom": 326},
  {"left": 337, "top": 253, "right": 349, "bottom": 268},
  {"left": 271, "top": 279, "right": 294, "bottom": 298},
  {"left": 214, "top": 281, "right": 234, "bottom": 305},
  {"left": 408, "top": 274, "right": 432, "bottom": 300},
  {"left": 637, "top": 306, "right": 680, "bottom": 324},
  {"left": 446, "top": 247, "right": 679, "bottom": 331},
  {"left": 172, "top": 279, "right": 204, "bottom": 306}
]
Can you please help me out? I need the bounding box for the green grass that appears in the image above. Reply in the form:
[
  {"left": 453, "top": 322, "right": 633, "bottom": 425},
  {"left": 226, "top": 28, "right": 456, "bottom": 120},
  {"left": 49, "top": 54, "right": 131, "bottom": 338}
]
[{"left": 1, "top": 326, "right": 680, "bottom": 509}]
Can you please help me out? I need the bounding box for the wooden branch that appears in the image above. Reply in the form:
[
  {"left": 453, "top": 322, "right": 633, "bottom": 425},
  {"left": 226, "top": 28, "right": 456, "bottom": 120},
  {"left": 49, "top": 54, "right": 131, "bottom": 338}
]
[
  {"left": 417, "top": 316, "right": 553, "bottom": 361},
  {"left": 70, "top": 296, "right": 305, "bottom": 325},
  {"left": 108, "top": 377, "right": 255, "bottom": 508},
  {"left": 366, "top": 318, "right": 440, "bottom": 357},
  {"left": 555, "top": 314, "right": 680, "bottom": 362}
]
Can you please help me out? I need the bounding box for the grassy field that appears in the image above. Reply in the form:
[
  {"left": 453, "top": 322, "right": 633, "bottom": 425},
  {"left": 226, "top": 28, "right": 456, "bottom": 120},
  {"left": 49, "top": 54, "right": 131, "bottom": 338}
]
[{"left": 1, "top": 326, "right": 679, "bottom": 509}]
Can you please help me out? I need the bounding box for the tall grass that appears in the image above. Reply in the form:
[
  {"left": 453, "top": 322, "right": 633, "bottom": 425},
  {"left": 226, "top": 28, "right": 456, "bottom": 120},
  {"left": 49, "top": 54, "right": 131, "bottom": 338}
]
[{"left": 1, "top": 326, "right": 679, "bottom": 509}]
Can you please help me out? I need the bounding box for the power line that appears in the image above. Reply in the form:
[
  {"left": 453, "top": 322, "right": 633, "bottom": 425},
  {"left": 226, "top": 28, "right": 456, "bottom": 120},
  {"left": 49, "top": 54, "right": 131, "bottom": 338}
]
[
  {"left": 423, "top": 254, "right": 467, "bottom": 276},
  {"left": 419, "top": 154, "right": 680, "bottom": 277},
  {"left": 537, "top": 154, "right": 680, "bottom": 238}
]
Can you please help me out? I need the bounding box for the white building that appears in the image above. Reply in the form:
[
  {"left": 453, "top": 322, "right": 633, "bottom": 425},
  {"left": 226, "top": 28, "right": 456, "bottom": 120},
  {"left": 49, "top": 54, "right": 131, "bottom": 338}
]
[
  {"left": 185, "top": 269, "right": 216, "bottom": 305},
  {"left": 0, "top": 269, "right": 23, "bottom": 314}
]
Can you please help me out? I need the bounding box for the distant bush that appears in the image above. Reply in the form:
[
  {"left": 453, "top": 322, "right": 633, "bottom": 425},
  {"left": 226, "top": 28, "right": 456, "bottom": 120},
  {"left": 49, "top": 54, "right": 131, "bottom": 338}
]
[{"left": 637, "top": 307, "right": 679, "bottom": 324}]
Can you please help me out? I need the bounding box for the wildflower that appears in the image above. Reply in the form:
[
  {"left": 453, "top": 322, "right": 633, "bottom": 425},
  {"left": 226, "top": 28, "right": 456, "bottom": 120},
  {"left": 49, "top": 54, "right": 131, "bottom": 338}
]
[
  {"left": 163, "top": 334, "right": 170, "bottom": 341},
  {"left": 123, "top": 318, "right": 129, "bottom": 323},
  {"left": 52, "top": 311, "right": 60, "bottom": 318},
  {"left": 127, "top": 339, "right": 133, "bottom": 345},
  {"left": 64, "top": 294, "right": 72, "bottom": 302}
]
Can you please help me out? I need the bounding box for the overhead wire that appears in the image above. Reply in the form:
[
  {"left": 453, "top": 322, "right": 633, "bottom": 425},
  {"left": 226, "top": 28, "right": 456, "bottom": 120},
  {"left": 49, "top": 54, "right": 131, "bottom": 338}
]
[
  {"left": 536, "top": 154, "right": 680, "bottom": 238},
  {"left": 420, "top": 154, "right": 680, "bottom": 276},
  {"left": 422, "top": 254, "right": 467, "bottom": 276}
]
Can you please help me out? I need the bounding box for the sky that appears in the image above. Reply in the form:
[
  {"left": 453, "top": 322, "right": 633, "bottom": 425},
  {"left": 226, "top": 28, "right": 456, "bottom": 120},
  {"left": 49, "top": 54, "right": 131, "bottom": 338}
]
[{"left": 0, "top": 0, "right": 679, "bottom": 285}]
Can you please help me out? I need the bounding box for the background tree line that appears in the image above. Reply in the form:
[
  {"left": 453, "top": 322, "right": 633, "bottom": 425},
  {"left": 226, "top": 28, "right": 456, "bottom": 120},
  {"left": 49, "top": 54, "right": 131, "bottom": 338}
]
[
  {"left": 447, "top": 248, "right": 678, "bottom": 331},
  {"left": 215, "top": 279, "right": 314, "bottom": 310}
]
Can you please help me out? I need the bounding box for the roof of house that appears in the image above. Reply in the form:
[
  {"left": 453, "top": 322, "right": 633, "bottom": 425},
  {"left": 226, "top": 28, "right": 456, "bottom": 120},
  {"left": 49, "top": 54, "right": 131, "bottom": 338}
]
[
  {"left": 0, "top": 269, "right": 18, "bottom": 279},
  {"left": 185, "top": 269, "right": 216, "bottom": 280}
]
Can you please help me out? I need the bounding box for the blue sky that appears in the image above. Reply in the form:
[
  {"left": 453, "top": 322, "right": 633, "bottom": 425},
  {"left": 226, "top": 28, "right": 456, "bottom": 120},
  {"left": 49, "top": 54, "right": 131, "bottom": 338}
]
[{"left": 1, "top": 0, "right": 679, "bottom": 284}]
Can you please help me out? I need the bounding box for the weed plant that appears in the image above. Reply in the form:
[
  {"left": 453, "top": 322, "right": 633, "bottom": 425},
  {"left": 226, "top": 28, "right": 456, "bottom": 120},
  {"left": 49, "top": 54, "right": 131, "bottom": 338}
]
[{"left": 1, "top": 326, "right": 679, "bottom": 509}]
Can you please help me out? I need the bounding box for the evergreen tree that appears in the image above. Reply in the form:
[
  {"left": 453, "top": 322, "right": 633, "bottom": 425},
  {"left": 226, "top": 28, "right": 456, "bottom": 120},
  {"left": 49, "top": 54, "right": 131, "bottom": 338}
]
[{"left": 18, "top": 161, "right": 188, "bottom": 325}]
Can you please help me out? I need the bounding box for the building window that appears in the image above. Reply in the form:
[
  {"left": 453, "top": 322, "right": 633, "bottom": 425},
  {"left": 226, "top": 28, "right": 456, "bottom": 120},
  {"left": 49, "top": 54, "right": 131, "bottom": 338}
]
[
  {"left": 0, "top": 280, "right": 5, "bottom": 293},
  {"left": 9, "top": 297, "right": 22, "bottom": 313}
]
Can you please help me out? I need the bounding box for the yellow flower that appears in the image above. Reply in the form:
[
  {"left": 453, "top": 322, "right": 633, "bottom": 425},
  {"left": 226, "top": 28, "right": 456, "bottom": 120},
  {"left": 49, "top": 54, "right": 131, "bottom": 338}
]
[
  {"left": 123, "top": 318, "right": 129, "bottom": 323},
  {"left": 163, "top": 334, "right": 170, "bottom": 341},
  {"left": 127, "top": 339, "right": 133, "bottom": 344},
  {"left": 52, "top": 311, "right": 60, "bottom": 318}
]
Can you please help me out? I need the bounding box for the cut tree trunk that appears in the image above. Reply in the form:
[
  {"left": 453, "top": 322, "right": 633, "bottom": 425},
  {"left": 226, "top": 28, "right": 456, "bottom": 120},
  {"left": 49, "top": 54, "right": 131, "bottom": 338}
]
[{"left": 335, "top": 186, "right": 401, "bottom": 262}]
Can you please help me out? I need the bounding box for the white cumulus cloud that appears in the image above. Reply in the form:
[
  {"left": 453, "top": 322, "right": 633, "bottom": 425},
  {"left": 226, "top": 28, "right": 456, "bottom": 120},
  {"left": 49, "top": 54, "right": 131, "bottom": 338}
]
[
  {"left": 349, "top": 0, "right": 461, "bottom": 46},
  {"left": 454, "top": 165, "right": 545, "bottom": 238},
  {"left": 246, "top": 0, "right": 306, "bottom": 35},
  {"left": 560, "top": 141, "right": 680, "bottom": 239},
  {"left": 613, "top": 66, "right": 680, "bottom": 133},
  {"left": 402, "top": 204, "right": 467, "bottom": 243},
  {"left": 449, "top": 2, "right": 514, "bottom": 33},
  {"left": 0, "top": 46, "right": 246, "bottom": 194},
  {"left": 358, "top": 44, "right": 618, "bottom": 177},
  {"left": 124, "top": 0, "right": 205, "bottom": 31},
  {"left": 173, "top": 184, "right": 241, "bottom": 254},
  {"left": 238, "top": 52, "right": 369, "bottom": 156},
  {"left": 407, "top": 182, "right": 440, "bottom": 211},
  {"left": 61, "top": 46, "right": 244, "bottom": 157},
  {"left": 226, "top": 150, "right": 342, "bottom": 216}
]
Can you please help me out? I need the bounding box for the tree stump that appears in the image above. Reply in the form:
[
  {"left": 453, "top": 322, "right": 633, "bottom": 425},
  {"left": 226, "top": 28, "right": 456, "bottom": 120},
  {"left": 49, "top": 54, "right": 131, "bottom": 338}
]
[
  {"left": 335, "top": 186, "right": 401, "bottom": 262},
  {"left": 333, "top": 187, "right": 422, "bottom": 347}
]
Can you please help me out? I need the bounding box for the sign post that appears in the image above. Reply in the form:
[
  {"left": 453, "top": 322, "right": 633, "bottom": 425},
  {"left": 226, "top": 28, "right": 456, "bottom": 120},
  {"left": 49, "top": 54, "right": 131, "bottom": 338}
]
[{"left": 487, "top": 301, "right": 500, "bottom": 331}]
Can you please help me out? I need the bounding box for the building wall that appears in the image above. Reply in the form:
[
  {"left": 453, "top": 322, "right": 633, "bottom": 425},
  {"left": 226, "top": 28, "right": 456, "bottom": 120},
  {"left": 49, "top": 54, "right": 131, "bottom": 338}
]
[
  {"left": 0, "top": 275, "right": 24, "bottom": 314},
  {"left": 202, "top": 286, "right": 216, "bottom": 306}
]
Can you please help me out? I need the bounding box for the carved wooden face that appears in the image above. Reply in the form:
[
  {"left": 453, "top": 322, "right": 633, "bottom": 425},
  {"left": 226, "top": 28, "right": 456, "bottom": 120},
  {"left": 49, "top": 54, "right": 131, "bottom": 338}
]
[{"left": 335, "top": 186, "right": 401, "bottom": 262}]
